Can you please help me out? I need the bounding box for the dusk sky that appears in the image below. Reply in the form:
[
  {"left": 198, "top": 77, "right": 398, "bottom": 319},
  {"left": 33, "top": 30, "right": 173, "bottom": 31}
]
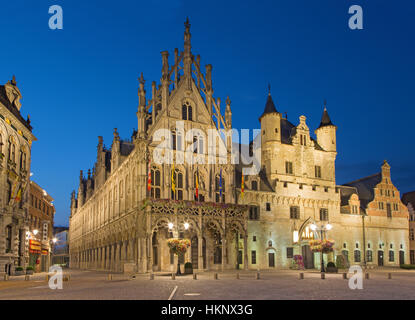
[{"left": 1, "top": 0, "right": 414, "bottom": 226}]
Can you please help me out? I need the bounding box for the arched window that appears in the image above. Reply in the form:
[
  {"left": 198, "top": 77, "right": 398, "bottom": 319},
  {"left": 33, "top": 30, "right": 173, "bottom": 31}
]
[
  {"left": 251, "top": 180, "right": 258, "bottom": 190},
  {"left": 182, "top": 101, "right": 193, "bottom": 121},
  {"left": 172, "top": 130, "right": 182, "bottom": 151},
  {"left": 151, "top": 168, "right": 161, "bottom": 199}
]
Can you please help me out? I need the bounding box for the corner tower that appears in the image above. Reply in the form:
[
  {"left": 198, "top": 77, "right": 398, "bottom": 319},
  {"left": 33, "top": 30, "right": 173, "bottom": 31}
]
[
  {"left": 315, "top": 104, "right": 337, "bottom": 153},
  {"left": 259, "top": 90, "right": 281, "bottom": 176}
]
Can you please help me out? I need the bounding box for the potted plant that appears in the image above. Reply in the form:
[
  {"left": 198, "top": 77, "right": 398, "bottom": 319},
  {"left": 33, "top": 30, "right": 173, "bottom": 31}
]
[
  {"left": 14, "top": 267, "right": 24, "bottom": 276},
  {"left": 326, "top": 261, "right": 338, "bottom": 273},
  {"left": 167, "top": 238, "right": 191, "bottom": 275},
  {"left": 26, "top": 266, "right": 34, "bottom": 275},
  {"left": 184, "top": 262, "right": 193, "bottom": 274}
]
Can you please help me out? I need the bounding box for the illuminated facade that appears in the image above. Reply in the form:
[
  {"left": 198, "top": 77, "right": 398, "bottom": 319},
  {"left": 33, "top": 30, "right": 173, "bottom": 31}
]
[{"left": 0, "top": 77, "right": 36, "bottom": 275}]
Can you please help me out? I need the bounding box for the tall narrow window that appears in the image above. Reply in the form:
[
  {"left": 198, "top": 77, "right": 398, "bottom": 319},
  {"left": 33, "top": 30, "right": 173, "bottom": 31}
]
[
  {"left": 290, "top": 206, "right": 300, "bottom": 219},
  {"left": 251, "top": 180, "right": 258, "bottom": 190},
  {"left": 151, "top": 168, "right": 161, "bottom": 199},
  {"left": 182, "top": 101, "right": 193, "bottom": 121},
  {"left": 320, "top": 208, "right": 329, "bottom": 221},
  {"left": 315, "top": 166, "right": 322, "bottom": 178},
  {"left": 285, "top": 161, "right": 293, "bottom": 174},
  {"left": 215, "top": 175, "right": 225, "bottom": 203},
  {"left": 171, "top": 170, "right": 184, "bottom": 200},
  {"left": 6, "top": 225, "right": 12, "bottom": 252}
]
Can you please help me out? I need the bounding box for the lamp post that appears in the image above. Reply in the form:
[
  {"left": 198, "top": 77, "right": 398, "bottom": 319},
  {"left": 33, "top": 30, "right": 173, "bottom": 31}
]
[
  {"left": 310, "top": 223, "right": 332, "bottom": 273},
  {"left": 168, "top": 222, "right": 190, "bottom": 275}
]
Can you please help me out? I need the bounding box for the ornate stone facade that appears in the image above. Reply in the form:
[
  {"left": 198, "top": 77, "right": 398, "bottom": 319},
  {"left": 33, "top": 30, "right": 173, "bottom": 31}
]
[
  {"left": 69, "top": 20, "right": 409, "bottom": 273},
  {"left": 0, "top": 76, "right": 36, "bottom": 275}
]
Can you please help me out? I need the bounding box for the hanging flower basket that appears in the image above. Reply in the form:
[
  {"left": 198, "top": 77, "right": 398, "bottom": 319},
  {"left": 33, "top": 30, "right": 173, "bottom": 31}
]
[
  {"left": 309, "top": 239, "right": 335, "bottom": 253},
  {"left": 167, "top": 238, "right": 191, "bottom": 256}
]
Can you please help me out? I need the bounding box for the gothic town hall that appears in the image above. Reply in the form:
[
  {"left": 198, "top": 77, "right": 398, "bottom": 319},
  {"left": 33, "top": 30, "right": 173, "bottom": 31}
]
[{"left": 69, "top": 20, "right": 409, "bottom": 273}]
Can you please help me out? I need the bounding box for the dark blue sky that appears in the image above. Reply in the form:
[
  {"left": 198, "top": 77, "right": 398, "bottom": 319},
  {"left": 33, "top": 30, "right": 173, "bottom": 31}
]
[{"left": 1, "top": 0, "right": 414, "bottom": 226}]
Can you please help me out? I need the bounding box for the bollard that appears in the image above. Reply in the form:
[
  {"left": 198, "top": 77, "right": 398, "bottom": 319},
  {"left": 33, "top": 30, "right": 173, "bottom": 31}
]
[
  {"left": 171, "top": 273, "right": 176, "bottom": 280},
  {"left": 46, "top": 274, "right": 50, "bottom": 282},
  {"left": 107, "top": 274, "right": 112, "bottom": 281},
  {"left": 365, "top": 273, "right": 370, "bottom": 280},
  {"left": 150, "top": 273, "right": 154, "bottom": 280},
  {"left": 299, "top": 273, "right": 304, "bottom": 280},
  {"left": 24, "top": 275, "right": 30, "bottom": 281},
  {"left": 342, "top": 273, "right": 348, "bottom": 280},
  {"left": 321, "top": 272, "right": 325, "bottom": 280},
  {"left": 236, "top": 273, "right": 240, "bottom": 280},
  {"left": 214, "top": 273, "right": 218, "bottom": 280},
  {"left": 193, "top": 273, "right": 197, "bottom": 280},
  {"left": 388, "top": 273, "right": 392, "bottom": 280},
  {"left": 4, "top": 274, "right": 9, "bottom": 281},
  {"left": 256, "top": 272, "right": 260, "bottom": 280},
  {"left": 63, "top": 275, "right": 70, "bottom": 282}
]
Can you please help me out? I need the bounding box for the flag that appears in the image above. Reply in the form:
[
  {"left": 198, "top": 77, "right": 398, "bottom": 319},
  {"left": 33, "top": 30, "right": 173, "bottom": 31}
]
[
  {"left": 9, "top": 178, "right": 20, "bottom": 206},
  {"left": 147, "top": 160, "right": 151, "bottom": 192},
  {"left": 219, "top": 168, "right": 223, "bottom": 200},
  {"left": 171, "top": 163, "right": 176, "bottom": 194},
  {"left": 241, "top": 173, "right": 245, "bottom": 200},
  {"left": 15, "top": 188, "right": 22, "bottom": 203},
  {"left": 195, "top": 169, "right": 199, "bottom": 201}
]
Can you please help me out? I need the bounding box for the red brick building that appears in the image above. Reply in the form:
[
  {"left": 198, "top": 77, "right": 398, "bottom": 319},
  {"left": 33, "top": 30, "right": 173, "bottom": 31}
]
[{"left": 28, "top": 181, "right": 55, "bottom": 272}]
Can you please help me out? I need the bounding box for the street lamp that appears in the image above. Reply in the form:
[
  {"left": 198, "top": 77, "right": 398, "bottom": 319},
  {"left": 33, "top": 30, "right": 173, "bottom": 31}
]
[{"left": 310, "top": 223, "right": 333, "bottom": 273}]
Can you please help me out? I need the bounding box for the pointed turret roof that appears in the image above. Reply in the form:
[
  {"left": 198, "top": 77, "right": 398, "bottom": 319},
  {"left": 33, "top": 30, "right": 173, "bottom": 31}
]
[
  {"left": 259, "top": 93, "right": 278, "bottom": 120},
  {"left": 317, "top": 106, "right": 335, "bottom": 129}
]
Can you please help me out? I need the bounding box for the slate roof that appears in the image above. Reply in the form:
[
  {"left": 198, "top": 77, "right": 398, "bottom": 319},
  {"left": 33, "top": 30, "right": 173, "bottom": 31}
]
[
  {"left": 0, "top": 85, "right": 32, "bottom": 131},
  {"left": 120, "top": 141, "right": 135, "bottom": 156},
  {"left": 338, "top": 185, "right": 358, "bottom": 207},
  {"left": 402, "top": 191, "right": 415, "bottom": 206},
  {"left": 342, "top": 173, "right": 382, "bottom": 209},
  {"left": 317, "top": 108, "right": 335, "bottom": 129},
  {"left": 259, "top": 94, "right": 278, "bottom": 119}
]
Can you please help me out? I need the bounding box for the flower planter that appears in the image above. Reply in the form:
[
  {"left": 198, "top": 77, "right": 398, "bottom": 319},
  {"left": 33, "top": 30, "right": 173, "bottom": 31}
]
[
  {"left": 26, "top": 270, "right": 34, "bottom": 275},
  {"left": 14, "top": 271, "right": 24, "bottom": 276}
]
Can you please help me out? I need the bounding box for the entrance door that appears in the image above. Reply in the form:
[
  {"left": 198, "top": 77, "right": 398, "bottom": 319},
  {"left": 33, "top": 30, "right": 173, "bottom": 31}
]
[
  {"left": 268, "top": 252, "right": 275, "bottom": 267},
  {"left": 399, "top": 251, "right": 405, "bottom": 265},
  {"left": 378, "top": 251, "right": 384, "bottom": 266},
  {"left": 237, "top": 250, "right": 243, "bottom": 265},
  {"left": 302, "top": 245, "right": 315, "bottom": 269}
]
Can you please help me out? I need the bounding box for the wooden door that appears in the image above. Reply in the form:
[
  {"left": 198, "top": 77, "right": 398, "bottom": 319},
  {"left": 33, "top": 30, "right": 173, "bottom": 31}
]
[{"left": 268, "top": 252, "right": 275, "bottom": 267}]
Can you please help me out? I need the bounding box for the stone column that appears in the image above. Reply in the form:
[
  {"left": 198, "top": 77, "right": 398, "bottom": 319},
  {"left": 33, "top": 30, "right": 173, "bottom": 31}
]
[
  {"left": 198, "top": 235, "right": 204, "bottom": 271},
  {"left": 147, "top": 235, "right": 153, "bottom": 272},
  {"left": 221, "top": 237, "right": 227, "bottom": 271},
  {"left": 243, "top": 234, "right": 248, "bottom": 270}
]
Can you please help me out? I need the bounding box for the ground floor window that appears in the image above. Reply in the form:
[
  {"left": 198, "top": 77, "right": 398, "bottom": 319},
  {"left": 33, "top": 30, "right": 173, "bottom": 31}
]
[
  {"left": 366, "top": 250, "right": 373, "bottom": 262},
  {"left": 354, "top": 250, "right": 361, "bottom": 263},
  {"left": 411, "top": 250, "right": 415, "bottom": 265},
  {"left": 286, "top": 247, "right": 293, "bottom": 258},
  {"left": 389, "top": 250, "right": 394, "bottom": 262},
  {"left": 251, "top": 250, "right": 256, "bottom": 264}
]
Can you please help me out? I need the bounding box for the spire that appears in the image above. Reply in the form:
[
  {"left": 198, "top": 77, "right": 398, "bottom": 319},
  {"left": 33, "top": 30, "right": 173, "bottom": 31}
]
[
  {"left": 183, "top": 17, "right": 192, "bottom": 91},
  {"left": 259, "top": 87, "right": 278, "bottom": 120},
  {"left": 317, "top": 101, "right": 335, "bottom": 129}
]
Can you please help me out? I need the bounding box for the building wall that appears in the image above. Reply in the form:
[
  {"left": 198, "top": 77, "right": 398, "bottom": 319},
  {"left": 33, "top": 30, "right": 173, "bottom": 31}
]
[
  {"left": 68, "top": 24, "right": 409, "bottom": 273},
  {"left": 0, "top": 78, "right": 36, "bottom": 275},
  {"left": 27, "top": 181, "right": 55, "bottom": 272}
]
